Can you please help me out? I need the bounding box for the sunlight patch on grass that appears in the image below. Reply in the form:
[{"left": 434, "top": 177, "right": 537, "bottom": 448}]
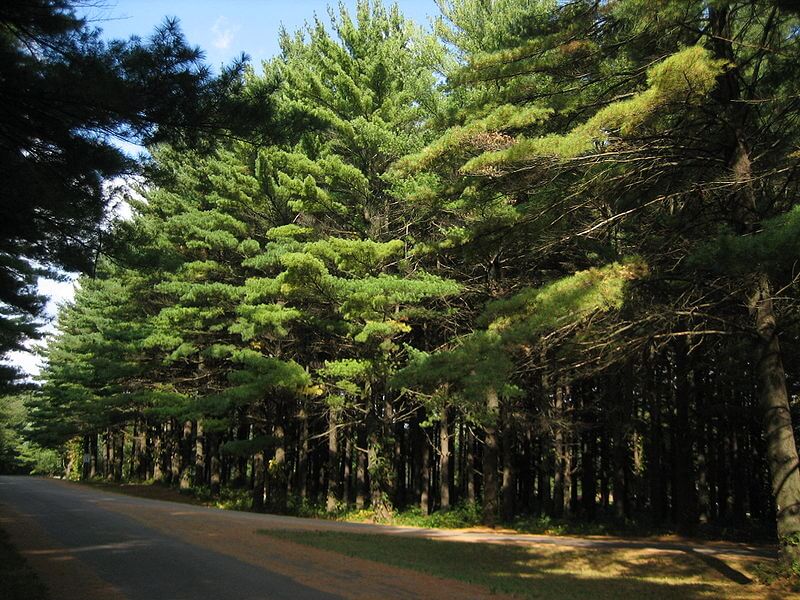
[{"left": 259, "top": 529, "right": 784, "bottom": 599}]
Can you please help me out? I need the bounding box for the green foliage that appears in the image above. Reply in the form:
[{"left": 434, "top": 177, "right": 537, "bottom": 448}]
[
  {"left": 0, "top": 1, "right": 259, "bottom": 385},
  {"left": 483, "top": 259, "right": 648, "bottom": 342},
  {"left": 0, "top": 393, "right": 64, "bottom": 475},
  {"left": 392, "top": 501, "right": 483, "bottom": 529},
  {"left": 397, "top": 104, "right": 552, "bottom": 172},
  {"left": 693, "top": 205, "right": 800, "bottom": 276},
  {"left": 462, "top": 46, "right": 727, "bottom": 172}
]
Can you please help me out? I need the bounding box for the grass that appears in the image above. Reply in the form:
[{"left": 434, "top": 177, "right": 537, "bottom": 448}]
[
  {"left": 260, "top": 529, "right": 791, "bottom": 599},
  {"left": 0, "top": 527, "right": 48, "bottom": 600}
]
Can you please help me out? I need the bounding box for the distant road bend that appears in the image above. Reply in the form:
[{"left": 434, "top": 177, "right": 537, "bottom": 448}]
[{"left": 0, "top": 476, "right": 773, "bottom": 599}]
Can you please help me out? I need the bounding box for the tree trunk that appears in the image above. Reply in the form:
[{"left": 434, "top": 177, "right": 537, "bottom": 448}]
[
  {"left": 209, "top": 433, "right": 221, "bottom": 497},
  {"left": 420, "top": 428, "right": 431, "bottom": 515},
  {"left": 179, "top": 420, "right": 193, "bottom": 490},
  {"left": 152, "top": 424, "right": 163, "bottom": 482},
  {"left": 252, "top": 449, "right": 266, "bottom": 512},
  {"left": 393, "top": 418, "right": 406, "bottom": 508},
  {"left": 611, "top": 371, "right": 632, "bottom": 520},
  {"left": 356, "top": 423, "right": 368, "bottom": 510},
  {"left": 672, "top": 342, "right": 697, "bottom": 530},
  {"left": 194, "top": 420, "right": 205, "bottom": 487},
  {"left": 367, "top": 407, "right": 389, "bottom": 518},
  {"left": 439, "top": 411, "right": 451, "bottom": 511},
  {"left": 296, "top": 407, "right": 309, "bottom": 499},
  {"left": 81, "top": 434, "right": 91, "bottom": 480},
  {"left": 327, "top": 407, "right": 340, "bottom": 512},
  {"left": 466, "top": 427, "right": 476, "bottom": 504},
  {"left": 271, "top": 420, "right": 287, "bottom": 512},
  {"left": 114, "top": 429, "right": 124, "bottom": 482},
  {"left": 752, "top": 274, "right": 800, "bottom": 564},
  {"left": 501, "top": 403, "right": 515, "bottom": 521},
  {"left": 128, "top": 423, "right": 137, "bottom": 480},
  {"left": 89, "top": 433, "right": 98, "bottom": 479},
  {"left": 482, "top": 388, "right": 500, "bottom": 525},
  {"left": 553, "top": 385, "right": 565, "bottom": 518},
  {"left": 538, "top": 438, "right": 552, "bottom": 515},
  {"left": 581, "top": 426, "right": 597, "bottom": 520},
  {"left": 343, "top": 433, "right": 352, "bottom": 506}
]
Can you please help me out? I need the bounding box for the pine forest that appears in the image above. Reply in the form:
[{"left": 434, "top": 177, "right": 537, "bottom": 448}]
[{"left": 3, "top": 0, "right": 800, "bottom": 578}]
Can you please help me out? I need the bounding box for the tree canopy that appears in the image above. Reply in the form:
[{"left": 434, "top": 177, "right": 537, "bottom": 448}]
[{"left": 0, "top": 0, "right": 270, "bottom": 386}]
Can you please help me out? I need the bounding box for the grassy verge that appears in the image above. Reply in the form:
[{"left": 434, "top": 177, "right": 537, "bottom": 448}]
[
  {"left": 260, "top": 529, "right": 788, "bottom": 599},
  {"left": 0, "top": 527, "right": 48, "bottom": 600}
]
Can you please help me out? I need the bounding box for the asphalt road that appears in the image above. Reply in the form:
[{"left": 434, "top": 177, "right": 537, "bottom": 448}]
[{"left": 0, "top": 476, "right": 340, "bottom": 600}]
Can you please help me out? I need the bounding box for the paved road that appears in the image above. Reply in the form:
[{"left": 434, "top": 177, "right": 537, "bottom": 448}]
[{"left": 0, "top": 476, "right": 340, "bottom": 600}]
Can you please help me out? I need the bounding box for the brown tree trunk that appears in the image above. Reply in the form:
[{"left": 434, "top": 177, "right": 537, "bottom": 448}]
[
  {"left": 752, "top": 274, "right": 800, "bottom": 564},
  {"left": 420, "top": 428, "right": 431, "bottom": 515},
  {"left": 648, "top": 374, "right": 667, "bottom": 524},
  {"left": 466, "top": 427, "right": 476, "bottom": 504},
  {"left": 89, "top": 433, "right": 98, "bottom": 479},
  {"left": 501, "top": 404, "right": 515, "bottom": 521},
  {"left": 553, "top": 385, "right": 565, "bottom": 518},
  {"left": 367, "top": 408, "right": 388, "bottom": 518},
  {"left": 128, "top": 423, "right": 137, "bottom": 480},
  {"left": 482, "top": 388, "right": 500, "bottom": 525},
  {"left": 673, "top": 341, "right": 698, "bottom": 530},
  {"left": 81, "top": 434, "right": 91, "bottom": 480},
  {"left": 343, "top": 433, "right": 352, "bottom": 506},
  {"left": 538, "top": 439, "right": 552, "bottom": 515},
  {"left": 194, "top": 420, "right": 205, "bottom": 487},
  {"left": 271, "top": 420, "right": 287, "bottom": 512},
  {"left": 327, "top": 407, "right": 340, "bottom": 512},
  {"left": 152, "top": 424, "right": 163, "bottom": 482},
  {"left": 439, "top": 411, "right": 451, "bottom": 511},
  {"left": 209, "top": 433, "right": 221, "bottom": 497},
  {"left": 114, "top": 429, "right": 124, "bottom": 482},
  {"left": 179, "top": 420, "right": 193, "bottom": 490},
  {"left": 252, "top": 449, "right": 266, "bottom": 512},
  {"left": 296, "top": 407, "right": 309, "bottom": 499},
  {"left": 611, "top": 371, "right": 632, "bottom": 519},
  {"left": 581, "top": 426, "right": 597, "bottom": 520},
  {"left": 356, "top": 423, "right": 368, "bottom": 510}
]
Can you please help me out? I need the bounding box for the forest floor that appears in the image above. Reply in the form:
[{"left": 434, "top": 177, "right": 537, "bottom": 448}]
[{"left": 69, "top": 478, "right": 799, "bottom": 599}]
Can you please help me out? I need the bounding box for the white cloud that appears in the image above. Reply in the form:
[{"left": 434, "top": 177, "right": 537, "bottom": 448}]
[{"left": 211, "top": 16, "right": 239, "bottom": 50}]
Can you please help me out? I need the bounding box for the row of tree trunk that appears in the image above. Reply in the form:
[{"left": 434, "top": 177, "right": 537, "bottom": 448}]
[{"left": 79, "top": 338, "right": 785, "bottom": 536}]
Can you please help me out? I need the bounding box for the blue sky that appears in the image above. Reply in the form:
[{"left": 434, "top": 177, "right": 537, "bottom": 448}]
[
  {"left": 80, "top": 1, "right": 442, "bottom": 73},
  {"left": 8, "top": 1, "right": 444, "bottom": 376}
]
